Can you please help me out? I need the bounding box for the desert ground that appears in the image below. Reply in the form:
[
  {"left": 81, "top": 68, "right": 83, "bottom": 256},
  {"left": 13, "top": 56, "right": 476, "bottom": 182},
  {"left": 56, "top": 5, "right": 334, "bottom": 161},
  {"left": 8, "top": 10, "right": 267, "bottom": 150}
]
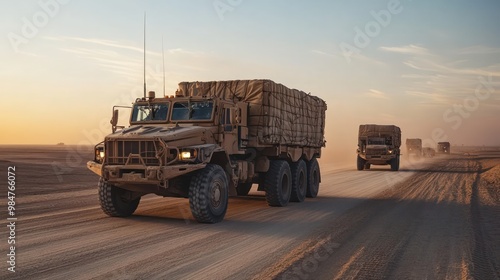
[{"left": 0, "top": 145, "right": 499, "bottom": 279}]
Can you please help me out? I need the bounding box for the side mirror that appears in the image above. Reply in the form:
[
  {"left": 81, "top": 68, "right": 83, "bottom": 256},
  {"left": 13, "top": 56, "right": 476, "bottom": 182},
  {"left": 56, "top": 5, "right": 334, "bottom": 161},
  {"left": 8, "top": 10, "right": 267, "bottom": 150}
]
[{"left": 111, "top": 109, "right": 119, "bottom": 133}]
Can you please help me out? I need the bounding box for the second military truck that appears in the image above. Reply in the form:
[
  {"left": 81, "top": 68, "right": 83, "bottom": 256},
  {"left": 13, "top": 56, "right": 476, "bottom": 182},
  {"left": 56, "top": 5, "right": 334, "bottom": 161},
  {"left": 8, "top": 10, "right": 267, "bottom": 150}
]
[
  {"left": 406, "top": 138, "right": 423, "bottom": 157},
  {"left": 437, "top": 142, "right": 451, "bottom": 154},
  {"left": 87, "top": 80, "right": 327, "bottom": 223},
  {"left": 357, "top": 124, "right": 401, "bottom": 171}
]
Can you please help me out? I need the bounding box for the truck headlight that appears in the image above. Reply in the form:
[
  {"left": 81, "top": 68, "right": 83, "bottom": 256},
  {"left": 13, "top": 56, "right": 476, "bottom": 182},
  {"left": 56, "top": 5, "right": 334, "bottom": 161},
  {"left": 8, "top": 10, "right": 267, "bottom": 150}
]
[
  {"left": 181, "top": 151, "right": 192, "bottom": 159},
  {"left": 180, "top": 149, "right": 197, "bottom": 161},
  {"left": 388, "top": 150, "right": 393, "bottom": 154}
]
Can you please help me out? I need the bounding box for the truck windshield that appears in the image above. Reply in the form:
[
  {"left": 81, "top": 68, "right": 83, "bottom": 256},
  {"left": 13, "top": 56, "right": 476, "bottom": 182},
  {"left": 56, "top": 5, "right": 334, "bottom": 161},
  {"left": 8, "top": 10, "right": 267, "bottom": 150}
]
[
  {"left": 172, "top": 101, "right": 213, "bottom": 121},
  {"left": 367, "top": 138, "right": 386, "bottom": 145},
  {"left": 131, "top": 103, "right": 169, "bottom": 122}
]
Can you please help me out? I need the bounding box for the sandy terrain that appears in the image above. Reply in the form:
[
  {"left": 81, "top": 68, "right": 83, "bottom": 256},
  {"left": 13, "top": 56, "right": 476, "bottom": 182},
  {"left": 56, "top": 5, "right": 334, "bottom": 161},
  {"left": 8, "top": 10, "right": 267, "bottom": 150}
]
[{"left": 0, "top": 146, "right": 499, "bottom": 279}]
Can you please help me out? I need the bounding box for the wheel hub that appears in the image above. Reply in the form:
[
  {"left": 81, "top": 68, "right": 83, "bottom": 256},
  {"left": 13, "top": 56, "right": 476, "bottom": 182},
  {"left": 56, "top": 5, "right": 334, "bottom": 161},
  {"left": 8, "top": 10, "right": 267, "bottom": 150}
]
[
  {"left": 214, "top": 188, "right": 221, "bottom": 202},
  {"left": 211, "top": 182, "right": 222, "bottom": 208}
]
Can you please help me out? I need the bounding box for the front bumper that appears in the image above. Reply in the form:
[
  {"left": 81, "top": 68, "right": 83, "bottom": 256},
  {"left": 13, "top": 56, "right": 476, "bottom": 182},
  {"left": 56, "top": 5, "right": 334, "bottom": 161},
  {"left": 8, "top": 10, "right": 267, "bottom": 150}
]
[
  {"left": 87, "top": 161, "right": 205, "bottom": 184},
  {"left": 359, "top": 154, "right": 397, "bottom": 165},
  {"left": 364, "top": 154, "right": 395, "bottom": 160}
]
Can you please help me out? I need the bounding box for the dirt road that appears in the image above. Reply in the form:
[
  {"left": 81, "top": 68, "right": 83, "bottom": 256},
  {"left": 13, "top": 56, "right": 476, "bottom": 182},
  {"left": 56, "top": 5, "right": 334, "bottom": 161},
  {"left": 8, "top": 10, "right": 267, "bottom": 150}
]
[{"left": 1, "top": 146, "right": 499, "bottom": 279}]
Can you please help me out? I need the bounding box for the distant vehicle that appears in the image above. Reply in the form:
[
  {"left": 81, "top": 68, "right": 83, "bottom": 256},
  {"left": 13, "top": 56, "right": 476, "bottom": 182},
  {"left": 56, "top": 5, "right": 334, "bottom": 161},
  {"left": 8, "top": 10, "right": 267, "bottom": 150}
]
[
  {"left": 406, "top": 138, "right": 422, "bottom": 157},
  {"left": 422, "top": 147, "right": 436, "bottom": 157},
  {"left": 357, "top": 124, "right": 401, "bottom": 171},
  {"left": 437, "top": 142, "right": 451, "bottom": 154},
  {"left": 87, "top": 80, "right": 327, "bottom": 223}
]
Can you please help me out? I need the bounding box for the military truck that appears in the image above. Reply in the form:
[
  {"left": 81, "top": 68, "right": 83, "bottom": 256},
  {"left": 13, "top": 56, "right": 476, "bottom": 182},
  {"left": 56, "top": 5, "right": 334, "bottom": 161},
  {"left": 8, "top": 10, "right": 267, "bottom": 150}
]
[
  {"left": 437, "top": 142, "right": 451, "bottom": 154},
  {"left": 87, "top": 80, "right": 327, "bottom": 223},
  {"left": 406, "top": 138, "right": 422, "bottom": 157},
  {"left": 357, "top": 124, "right": 401, "bottom": 171}
]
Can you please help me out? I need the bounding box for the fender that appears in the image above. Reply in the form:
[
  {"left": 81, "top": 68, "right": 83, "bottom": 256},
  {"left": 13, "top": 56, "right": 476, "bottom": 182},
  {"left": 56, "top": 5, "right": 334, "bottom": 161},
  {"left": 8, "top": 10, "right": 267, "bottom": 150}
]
[{"left": 202, "top": 146, "right": 237, "bottom": 196}]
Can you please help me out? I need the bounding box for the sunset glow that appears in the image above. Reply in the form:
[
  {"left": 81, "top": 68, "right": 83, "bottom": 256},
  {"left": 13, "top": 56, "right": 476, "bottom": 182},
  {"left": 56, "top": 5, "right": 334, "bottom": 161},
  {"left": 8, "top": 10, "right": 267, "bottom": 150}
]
[{"left": 1, "top": 0, "right": 499, "bottom": 164}]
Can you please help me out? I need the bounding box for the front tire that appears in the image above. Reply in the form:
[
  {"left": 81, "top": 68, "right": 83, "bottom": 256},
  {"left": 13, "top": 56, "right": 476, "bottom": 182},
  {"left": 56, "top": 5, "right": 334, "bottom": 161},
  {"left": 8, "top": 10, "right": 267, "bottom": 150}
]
[
  {"left": 391, "top": 155, "right": 400, "bottom": 171},
  {"left": 357, "top": 155, "right": 365, "bottom": 171},
  {"left": 189, "top": 164, "right": 229, "bottom": 223},
  {"left": 306, "top": 158, "right": 320, "bottom": 198},
  {"left": 265, "top": 160, "right": 292, "bottom": 207},
  {"left": 290, "top": 160, "right": 307, "bottom": 202},
  {"left": 98, "top": 178, "right": 141, "bottom": 217}
]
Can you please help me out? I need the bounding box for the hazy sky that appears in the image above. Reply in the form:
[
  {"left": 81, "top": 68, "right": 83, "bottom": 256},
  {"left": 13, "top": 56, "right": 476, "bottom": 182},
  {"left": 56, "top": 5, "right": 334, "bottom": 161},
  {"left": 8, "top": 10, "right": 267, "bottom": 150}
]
[{"left": 1, "top": 0, "right": 499, "bottom": 160}]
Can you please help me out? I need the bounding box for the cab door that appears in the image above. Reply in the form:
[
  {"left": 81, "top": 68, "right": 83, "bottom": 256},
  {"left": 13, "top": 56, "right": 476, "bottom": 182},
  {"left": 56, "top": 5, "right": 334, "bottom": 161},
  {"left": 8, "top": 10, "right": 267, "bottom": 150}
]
[{"left": 219, "top": 104, "right": 240, "bottom": 154}]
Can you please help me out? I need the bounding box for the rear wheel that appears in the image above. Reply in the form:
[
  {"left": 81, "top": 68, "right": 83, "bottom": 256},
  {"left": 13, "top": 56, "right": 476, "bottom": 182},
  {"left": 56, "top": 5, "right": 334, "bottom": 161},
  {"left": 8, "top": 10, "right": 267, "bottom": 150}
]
[
  {"left": 290, "top": 160, "right": 307, "bottom": 202},
  {"left": 189, "top": 164, "right": 228, "bottom": 223},
  {"left": 306, "top": 158, "right": 320, "bottom": 198},
  {"left": 391, "top": 155, "right": 400, "bottom": 171},
  {"left": 357, "top": 155, "right": 365, "bottom": 171},
  {"left": 98, "top": 178, "right": 141, "bottom": 217},
  {"left": 265, "top": 160, "right": 292, "bottom": 207},
  {"left": 236, "top": 182, "right": 253, "bottom": 196}
]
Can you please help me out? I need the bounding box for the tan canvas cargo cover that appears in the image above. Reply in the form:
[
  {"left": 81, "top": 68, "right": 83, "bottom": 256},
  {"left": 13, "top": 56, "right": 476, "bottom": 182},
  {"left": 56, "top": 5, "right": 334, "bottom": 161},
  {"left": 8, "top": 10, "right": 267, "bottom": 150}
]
[
  {"left": 177, "top": 80, "right": 327, "bottom": 147},
  {"left": 406, "top": 138, "right": 422, "bottom": 146},
  {"left": 358, "top": 124, "right": 401, "bottom": 147}
]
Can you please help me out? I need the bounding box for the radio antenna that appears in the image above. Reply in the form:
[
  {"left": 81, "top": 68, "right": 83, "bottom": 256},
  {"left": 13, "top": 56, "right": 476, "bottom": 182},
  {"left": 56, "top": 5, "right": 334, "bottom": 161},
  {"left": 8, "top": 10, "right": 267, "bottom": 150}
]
[
  {"left": 162, "top": 36, "right": 166, "bottom": 97},
  {"left": 143, "top": 12, "right": 147, "bottom": 99}
]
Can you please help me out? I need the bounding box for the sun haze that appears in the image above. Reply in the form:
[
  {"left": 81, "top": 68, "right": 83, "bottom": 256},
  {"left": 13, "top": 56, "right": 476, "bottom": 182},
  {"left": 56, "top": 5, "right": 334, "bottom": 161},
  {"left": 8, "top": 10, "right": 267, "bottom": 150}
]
[{"left": 1, "top": 0, "right": 499, "bottom": 163}]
